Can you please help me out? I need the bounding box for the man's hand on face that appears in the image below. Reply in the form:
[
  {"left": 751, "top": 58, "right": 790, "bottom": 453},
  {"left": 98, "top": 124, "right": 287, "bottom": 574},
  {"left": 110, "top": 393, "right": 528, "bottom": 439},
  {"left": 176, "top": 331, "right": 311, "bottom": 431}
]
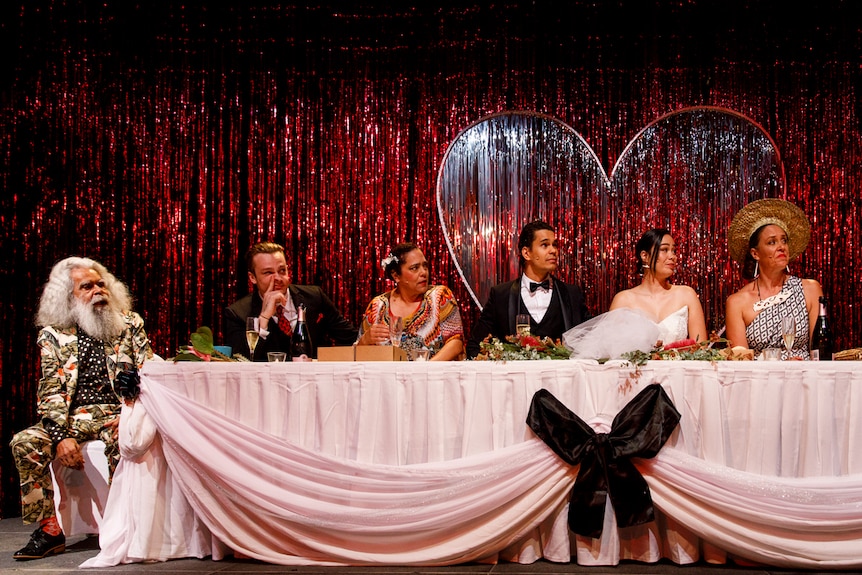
[
  {"left": 260, "top": 275, "right": 287, "bottom": 320},
  {"left": 56, "top": 438, "right": 85, "bottom": 470}
]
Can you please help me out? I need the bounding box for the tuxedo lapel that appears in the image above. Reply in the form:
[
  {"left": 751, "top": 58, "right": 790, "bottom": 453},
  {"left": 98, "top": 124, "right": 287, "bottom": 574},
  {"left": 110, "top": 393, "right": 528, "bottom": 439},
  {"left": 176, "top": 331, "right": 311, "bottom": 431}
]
[
  {"left": 507, "top": 279, "right": 520, "bottom": 336},
  {"left": 288, "top": 285, "right": 303, "bottom": 310},
  {"left": 553, "top": 275, "right": 572, "bottom": 332},
  {"left": 250, "top": 292, "right": 264, "bottom": 317}
]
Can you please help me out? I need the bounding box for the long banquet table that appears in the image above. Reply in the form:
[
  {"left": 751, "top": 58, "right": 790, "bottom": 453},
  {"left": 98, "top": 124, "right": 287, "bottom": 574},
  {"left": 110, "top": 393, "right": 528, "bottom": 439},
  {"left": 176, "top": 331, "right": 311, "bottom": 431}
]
[{"left": 82, "top": 359, "right": 862, "bottom": 568}]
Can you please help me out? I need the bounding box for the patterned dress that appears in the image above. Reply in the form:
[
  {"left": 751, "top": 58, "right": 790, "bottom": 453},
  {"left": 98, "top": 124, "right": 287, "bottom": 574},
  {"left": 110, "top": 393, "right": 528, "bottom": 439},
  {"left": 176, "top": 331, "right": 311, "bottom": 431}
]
[
  {"left": 358, "top": 285, "right": 463, "bottom": 357},
  {"left": 745, "top": 275, "right": 810, "bottom": 360}
]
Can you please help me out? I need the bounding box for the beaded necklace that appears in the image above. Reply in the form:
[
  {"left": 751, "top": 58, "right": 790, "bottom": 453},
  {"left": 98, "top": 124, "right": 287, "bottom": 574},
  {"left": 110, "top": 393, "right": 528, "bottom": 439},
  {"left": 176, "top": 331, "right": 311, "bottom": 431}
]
[{"left": 753, "top": 276, "right": 789, "bottom": 312}]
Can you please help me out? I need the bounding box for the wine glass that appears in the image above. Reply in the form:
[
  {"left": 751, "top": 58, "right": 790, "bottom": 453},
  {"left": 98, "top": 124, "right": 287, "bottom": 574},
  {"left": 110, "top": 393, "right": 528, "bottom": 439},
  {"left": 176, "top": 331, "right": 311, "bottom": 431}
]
[
  {"left": 516, "top": 314, "right": 531, "bottom": 337},
  {"left": 780, "top": 316, "right": 796, "bottom": 357},
  {"left": 389, "top": 316, "right": 404, "bottom": 348},
  {"left": 246, "top": 316, "right": 260, "bottom": 358}
]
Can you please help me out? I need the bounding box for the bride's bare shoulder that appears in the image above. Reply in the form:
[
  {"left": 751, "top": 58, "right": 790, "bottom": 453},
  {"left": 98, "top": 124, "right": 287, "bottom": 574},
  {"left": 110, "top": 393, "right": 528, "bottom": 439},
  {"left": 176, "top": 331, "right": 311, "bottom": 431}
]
[
  {"left": 670, "top": 284, "right": 697, "bottom": 296},
  {"left": 669, "top": 284, "right": 700, "bottom": 302},
  {"left": 609, "top": 288, "right": 636, "bottom": 309}
]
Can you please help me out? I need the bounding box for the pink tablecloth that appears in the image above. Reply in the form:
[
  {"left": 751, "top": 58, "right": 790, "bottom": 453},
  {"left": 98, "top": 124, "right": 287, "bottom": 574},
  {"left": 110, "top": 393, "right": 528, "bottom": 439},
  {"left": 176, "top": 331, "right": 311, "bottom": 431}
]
[{"left": 82, "top": 360, "right": 862, "bottom": 568}]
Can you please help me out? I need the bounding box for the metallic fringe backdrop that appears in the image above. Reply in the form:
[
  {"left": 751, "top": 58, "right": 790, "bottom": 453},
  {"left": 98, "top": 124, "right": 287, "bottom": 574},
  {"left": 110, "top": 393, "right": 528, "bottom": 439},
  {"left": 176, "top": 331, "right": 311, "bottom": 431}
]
[{"left": 1, "top": 1, "right": 860, "bottom": 516}]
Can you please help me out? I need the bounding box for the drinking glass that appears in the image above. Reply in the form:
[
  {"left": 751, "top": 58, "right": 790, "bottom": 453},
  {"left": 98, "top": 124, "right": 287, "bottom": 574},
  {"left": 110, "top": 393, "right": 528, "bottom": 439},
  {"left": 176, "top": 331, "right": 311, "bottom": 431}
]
[
  {"left": 763, "top": 348, "right": 781, "bottom": 361},
  {"left": 246, "top": 317, "right": 260, "bottom": 358},
  {"left": 780, "top": 316, "right": 796, "bottom": 356},
  {"left": 389, "top": 316, "right": 404, "bottom": 347},
  {"left": 516, "top": 314, "right": 531, "bottom": 337},
  {"left": 409, "top": 348, "right": 430, "bottom": 361}
]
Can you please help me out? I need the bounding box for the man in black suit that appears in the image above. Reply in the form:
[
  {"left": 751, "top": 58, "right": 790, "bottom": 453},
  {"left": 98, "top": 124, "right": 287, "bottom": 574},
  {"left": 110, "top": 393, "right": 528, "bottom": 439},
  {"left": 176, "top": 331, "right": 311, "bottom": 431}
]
[
  {"left": 466, "top": 220, "right": 591, "bottom": 358},
  {"left": 224, "top": 242, "right": 358, "bottom": 359}
]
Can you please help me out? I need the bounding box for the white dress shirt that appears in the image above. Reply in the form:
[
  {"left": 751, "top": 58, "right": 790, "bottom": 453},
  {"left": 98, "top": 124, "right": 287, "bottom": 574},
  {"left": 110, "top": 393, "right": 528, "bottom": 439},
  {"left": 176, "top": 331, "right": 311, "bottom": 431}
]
[{"left": 520, "top": 275, "right": 553, "bottom": 323}]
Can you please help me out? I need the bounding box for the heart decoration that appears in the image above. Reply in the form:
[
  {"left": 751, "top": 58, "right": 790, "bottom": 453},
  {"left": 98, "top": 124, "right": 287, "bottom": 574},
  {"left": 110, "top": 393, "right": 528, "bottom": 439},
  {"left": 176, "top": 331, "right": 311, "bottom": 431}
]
[{"left": 436, "top": 107, "right": 784, "bottom": 326}]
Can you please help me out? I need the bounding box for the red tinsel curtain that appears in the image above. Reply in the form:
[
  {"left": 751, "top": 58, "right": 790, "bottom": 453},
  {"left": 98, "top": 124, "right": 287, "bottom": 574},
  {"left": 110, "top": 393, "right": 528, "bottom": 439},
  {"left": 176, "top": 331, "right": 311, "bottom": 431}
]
[{"left": 1, "top": 1, "right": 860, "bottom": 517}]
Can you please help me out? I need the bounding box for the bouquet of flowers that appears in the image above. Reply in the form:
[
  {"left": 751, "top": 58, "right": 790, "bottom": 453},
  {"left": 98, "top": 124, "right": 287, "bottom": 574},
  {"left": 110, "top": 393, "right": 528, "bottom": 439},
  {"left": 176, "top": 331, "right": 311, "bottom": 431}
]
[{"left": 474, "top": 333, "right": 572, "bottom": 361}]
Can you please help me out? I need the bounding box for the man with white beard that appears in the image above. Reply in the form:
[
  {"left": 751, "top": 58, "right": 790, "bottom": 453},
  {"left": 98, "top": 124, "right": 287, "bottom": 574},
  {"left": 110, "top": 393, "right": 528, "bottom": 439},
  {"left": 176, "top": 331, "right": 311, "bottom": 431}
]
[{"left": 9, "top": 257, "right": 153, "bottom": 560}]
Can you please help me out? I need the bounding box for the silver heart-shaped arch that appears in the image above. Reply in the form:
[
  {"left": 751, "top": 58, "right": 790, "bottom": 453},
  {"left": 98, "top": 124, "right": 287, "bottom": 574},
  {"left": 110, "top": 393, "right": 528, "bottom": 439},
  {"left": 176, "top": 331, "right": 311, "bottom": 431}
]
[
  {"left": 436, "top": 111, "right": 605, "bottom": 310},
  {"left": 437, "top": 107, "right": 784, "bottom": 326}
]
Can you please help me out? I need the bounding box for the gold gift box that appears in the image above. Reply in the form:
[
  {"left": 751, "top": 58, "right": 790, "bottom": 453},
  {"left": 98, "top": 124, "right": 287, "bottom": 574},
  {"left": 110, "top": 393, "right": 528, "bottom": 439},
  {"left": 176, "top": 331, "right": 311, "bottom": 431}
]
[{"left": 317, "top": 346, "right": 407, "bottom": 362}]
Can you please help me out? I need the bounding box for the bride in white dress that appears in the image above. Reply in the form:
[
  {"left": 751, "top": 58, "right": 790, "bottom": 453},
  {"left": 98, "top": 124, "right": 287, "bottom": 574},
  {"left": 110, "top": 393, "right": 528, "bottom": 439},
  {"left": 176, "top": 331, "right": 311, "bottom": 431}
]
[
  {"left": 563, "top": 229, "right": 707, "bottom": 360},
  {"left": 609, "top": 228, "right": 706, "bottom": 343}
]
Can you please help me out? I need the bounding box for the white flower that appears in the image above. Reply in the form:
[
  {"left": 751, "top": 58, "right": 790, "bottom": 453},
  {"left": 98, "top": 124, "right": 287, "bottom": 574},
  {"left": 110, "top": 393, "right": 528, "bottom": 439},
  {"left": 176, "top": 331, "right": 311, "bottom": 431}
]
[{"left": 380, "top": 255, "right": 397, "bottom": 269}]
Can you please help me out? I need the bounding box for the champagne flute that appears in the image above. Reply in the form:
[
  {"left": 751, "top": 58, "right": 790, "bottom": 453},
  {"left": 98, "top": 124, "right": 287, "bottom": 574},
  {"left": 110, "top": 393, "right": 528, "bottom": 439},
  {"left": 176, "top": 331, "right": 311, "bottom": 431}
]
[
  {"left": 246, "top": 316, "right": 260, "bottom": 358},
  {"left": 389, "top": 316, "right": 404, "bottom": 348},
  {"left": 516, "top": 314, "right": 531, "bottom": 337},
  {"left": 780, "top": 316, "right": 796, "bottom": 357}
]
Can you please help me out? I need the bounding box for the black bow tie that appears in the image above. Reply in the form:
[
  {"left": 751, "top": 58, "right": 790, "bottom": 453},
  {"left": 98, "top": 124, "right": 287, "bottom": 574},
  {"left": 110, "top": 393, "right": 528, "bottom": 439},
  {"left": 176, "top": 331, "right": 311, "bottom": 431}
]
[{"left": 529, "top": 280, "right": 550, "bottom": 293}]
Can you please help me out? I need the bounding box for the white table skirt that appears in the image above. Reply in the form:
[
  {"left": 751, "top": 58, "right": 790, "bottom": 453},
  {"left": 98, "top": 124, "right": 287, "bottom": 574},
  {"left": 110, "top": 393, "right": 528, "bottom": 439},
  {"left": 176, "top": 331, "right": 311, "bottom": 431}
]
[
  {"left": 51, "top": 440, "right": 109, "bottom": 536},
  {"left": 82, "top": 359, "right": 862, "bottom": 568}
]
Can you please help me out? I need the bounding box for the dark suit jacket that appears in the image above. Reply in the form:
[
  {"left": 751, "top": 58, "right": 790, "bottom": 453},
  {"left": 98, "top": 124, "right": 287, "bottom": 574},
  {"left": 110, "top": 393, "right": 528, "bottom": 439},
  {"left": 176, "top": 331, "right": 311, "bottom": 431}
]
[
  {"left": 466, "top": 275, "right": 592, "bottom": 358},
  {"left": 224, "top": 284, "right": 358, "bottom": 360}
]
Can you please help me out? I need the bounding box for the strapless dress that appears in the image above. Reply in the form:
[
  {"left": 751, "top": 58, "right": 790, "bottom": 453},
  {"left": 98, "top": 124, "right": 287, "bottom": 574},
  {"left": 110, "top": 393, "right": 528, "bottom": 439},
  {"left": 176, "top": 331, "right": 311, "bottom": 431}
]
[{"left": 656, "top": 306, "right": 689, "bottom": 344}]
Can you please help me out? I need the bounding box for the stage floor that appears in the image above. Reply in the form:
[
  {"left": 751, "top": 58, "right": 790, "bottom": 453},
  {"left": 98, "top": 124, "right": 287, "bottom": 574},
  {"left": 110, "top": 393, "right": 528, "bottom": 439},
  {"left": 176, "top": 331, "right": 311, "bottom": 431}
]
[{"left": 0, "top": 516, "right": 850, "bottom": 575}]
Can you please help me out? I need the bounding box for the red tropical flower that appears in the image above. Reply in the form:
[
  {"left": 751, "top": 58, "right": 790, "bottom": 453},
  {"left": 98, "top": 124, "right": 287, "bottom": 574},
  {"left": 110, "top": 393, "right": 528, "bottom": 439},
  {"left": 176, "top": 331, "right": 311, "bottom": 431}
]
[
  {"left": 519, "top": 335, "right": 544, "bottom": 348},
  {"left": 663, "top": 338, "right": 697, "bottom": 350}
]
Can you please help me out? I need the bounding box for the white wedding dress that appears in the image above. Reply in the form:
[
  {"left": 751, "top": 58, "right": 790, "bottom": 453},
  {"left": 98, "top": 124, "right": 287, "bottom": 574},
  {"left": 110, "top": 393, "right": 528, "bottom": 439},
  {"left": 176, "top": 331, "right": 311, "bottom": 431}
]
[
  {"left": 655, "top": 306, "right": 689, "bottom": 345},
  {"left": 562, "top": 306, "right": 690, "bottom": 360}
]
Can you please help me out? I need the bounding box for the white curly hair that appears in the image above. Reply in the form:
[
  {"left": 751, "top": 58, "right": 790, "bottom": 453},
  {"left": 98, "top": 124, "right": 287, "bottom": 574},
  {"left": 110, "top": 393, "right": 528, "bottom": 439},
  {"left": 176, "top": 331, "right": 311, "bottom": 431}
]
[{"left": 35, "top": 256, "right": 132, "bottom": 329}]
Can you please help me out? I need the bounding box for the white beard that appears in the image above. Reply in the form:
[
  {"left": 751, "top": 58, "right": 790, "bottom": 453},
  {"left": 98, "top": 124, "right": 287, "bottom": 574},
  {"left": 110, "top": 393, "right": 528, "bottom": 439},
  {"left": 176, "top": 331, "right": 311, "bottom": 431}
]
[{"left": 73, "top": 296, "right": 126, "bottom": 342}]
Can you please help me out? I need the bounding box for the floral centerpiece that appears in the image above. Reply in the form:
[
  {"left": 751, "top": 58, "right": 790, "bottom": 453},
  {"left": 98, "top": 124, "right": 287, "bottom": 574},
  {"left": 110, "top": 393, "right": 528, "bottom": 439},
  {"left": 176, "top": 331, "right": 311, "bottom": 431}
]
[
  {"left": 474, "top": 333, "right": 572, "bottom": 361},
  {"left": 171, "top": 326, "right": 247, "bottom": 362},
  {"left": 620, "top": 335, "right": 751, "bottom": 366}
]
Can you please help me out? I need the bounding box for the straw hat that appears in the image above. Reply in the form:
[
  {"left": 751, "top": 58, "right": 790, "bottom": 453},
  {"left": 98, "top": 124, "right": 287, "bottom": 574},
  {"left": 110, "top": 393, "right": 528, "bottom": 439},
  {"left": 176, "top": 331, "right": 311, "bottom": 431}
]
[{"left": 728, "top": 198, "right": 810, "bottom": 263}]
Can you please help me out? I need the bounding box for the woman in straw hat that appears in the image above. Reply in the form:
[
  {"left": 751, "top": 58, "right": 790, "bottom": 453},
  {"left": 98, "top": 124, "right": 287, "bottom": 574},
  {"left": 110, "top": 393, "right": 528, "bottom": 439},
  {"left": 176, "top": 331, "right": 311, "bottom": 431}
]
[{"left": 725, "top": 198, "right": 823, "bottom": 359}]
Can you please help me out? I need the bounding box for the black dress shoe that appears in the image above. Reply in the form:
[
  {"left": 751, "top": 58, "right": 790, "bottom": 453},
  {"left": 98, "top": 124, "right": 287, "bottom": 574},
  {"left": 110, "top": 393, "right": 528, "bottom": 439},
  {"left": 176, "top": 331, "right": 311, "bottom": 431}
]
[{"left": 13, "top": 526, "right": 66, "bottom": 560}]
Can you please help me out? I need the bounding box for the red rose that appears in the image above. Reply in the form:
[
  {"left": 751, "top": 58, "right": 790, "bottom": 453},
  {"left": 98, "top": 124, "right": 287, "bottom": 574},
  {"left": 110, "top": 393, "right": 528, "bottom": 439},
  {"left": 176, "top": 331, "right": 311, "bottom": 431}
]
[{"left": 663, "top": 338, "right": 696, "bottom": 350}]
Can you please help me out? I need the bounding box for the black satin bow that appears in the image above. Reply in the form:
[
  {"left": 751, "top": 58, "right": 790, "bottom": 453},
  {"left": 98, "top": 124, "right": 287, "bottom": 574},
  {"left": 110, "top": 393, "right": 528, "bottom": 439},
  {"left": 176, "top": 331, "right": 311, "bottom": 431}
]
[
  {"left": 526, "top": 384, "right": 680, "bottom": 538},
  {"left": 114, "top": 368, "right": 140, "bottom": 400},
  {"left": 529, "top": 280, "right": 550, "bottom": 293}
]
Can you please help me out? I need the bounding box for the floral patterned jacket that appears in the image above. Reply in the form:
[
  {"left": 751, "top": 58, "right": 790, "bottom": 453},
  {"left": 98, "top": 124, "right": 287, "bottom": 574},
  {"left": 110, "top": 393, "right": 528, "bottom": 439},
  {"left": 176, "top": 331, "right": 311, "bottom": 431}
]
[{"left": 36, "top": 311, "right": 153, "bottom": 440}]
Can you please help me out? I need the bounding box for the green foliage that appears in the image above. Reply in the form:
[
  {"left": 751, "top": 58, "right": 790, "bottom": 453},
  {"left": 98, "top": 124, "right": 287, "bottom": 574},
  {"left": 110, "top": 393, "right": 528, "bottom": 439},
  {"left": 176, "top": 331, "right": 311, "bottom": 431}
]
[
  {"left": 621, "top": 339, "right": 733, "bottom": 366},
  {"left": 189, "top": 326, "right": 215, "bottom": 355},
  {"left": 171, "top": 326, "right": 236, "bottom": 361},
  {"left": 475, "top": 333, "right": 572, "bottom": 361}
]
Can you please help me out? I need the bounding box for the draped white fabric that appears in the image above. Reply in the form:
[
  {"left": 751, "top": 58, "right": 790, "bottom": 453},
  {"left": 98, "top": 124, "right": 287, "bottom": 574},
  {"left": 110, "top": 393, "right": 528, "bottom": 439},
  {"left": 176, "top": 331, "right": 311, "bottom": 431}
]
[
  {"left": 82, "top": 360, "right": 862, "bottom": 568},
  {"left": 52, "top": 440, "right": 109, "bottom": 536}
]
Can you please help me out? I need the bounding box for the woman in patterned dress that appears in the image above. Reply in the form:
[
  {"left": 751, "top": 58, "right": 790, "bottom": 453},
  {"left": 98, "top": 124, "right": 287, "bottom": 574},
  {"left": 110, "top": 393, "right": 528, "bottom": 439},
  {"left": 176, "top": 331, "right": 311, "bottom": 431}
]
[
  {"left": 357, "top": 243, "right": 464, "bottom": 360},
  {"left": 725, "top": 199, "right": 823, "bottom": 359}
]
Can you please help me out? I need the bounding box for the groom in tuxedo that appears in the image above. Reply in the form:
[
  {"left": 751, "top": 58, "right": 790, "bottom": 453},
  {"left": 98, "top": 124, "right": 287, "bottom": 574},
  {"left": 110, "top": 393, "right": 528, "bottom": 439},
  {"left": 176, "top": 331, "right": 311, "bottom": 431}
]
[
  {"left": 466, "top": 220, "right": 592, "bottom": 358},
  {"left": 224, "top": 242, "right": 357, "bottom": 360}
]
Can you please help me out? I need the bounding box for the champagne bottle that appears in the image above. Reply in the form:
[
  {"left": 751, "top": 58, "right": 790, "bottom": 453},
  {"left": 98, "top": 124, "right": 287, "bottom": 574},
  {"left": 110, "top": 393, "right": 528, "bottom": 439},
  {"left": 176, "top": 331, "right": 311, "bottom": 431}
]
[
  {"left": 810, "top": 296, "right": 833, "bottom": 361},
  {"left": 291, "top": 303, "right": 313, "bottom": 362}
]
